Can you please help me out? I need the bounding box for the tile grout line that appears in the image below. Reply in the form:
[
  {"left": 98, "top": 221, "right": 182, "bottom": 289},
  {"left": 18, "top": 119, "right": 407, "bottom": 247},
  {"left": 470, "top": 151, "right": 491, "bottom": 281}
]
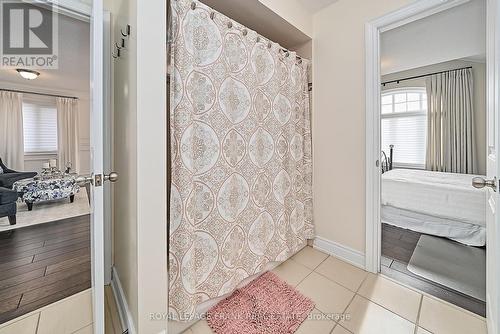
[
  {"left": 413, "top": 294, "right": 423, "bottom": 334},
  {"left": 312, "top": 266, "right": 364, "bottom": 294},
  {"left": 298, "top": 250, "right": 429, "bottom": 327},
  {"left": 35, "top": 311, "right": 41, "bottom": 334},
  {"left": 354, "top": 287, "right": 421, "bottom": 325}
]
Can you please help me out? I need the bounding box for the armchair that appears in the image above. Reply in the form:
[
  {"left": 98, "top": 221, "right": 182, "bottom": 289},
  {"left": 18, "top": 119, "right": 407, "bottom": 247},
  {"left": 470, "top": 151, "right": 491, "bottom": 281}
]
[
  {"left": 0, "top": 158, "right": 37, "bottom": 189},
  {"left": 0, "top": 187, "right": 18, "bottom": 225}
]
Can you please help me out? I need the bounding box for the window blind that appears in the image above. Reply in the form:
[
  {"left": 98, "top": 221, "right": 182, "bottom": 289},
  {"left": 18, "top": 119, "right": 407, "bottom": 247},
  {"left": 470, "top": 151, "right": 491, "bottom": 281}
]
[
  {"left": 381, "top": 88, "right": 427, "bottom": 168},
  {"left": 23, "top": 102, "right": 58, "bottom": 153}
]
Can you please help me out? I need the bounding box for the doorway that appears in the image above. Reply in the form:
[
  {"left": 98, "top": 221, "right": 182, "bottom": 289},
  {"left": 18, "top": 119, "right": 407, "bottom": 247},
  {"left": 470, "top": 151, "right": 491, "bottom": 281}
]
[
  {"left": 0, "top": 1, "right": 109, "bottom": 333},
  {"left": 365, "top": 0, "right": 500, "bottom": 332}
]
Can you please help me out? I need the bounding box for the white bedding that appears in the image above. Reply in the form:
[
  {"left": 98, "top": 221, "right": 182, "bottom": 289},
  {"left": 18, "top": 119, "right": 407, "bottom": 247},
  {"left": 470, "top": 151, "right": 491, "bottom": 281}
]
[{"left": 382, "top": 169, "right": 487, "bottom": 246}]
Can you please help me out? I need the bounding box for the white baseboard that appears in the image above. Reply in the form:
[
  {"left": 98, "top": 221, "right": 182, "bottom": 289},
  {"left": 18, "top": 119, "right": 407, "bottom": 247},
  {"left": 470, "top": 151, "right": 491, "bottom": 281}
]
[
  {"left": 313, "top": 236, "right": 365, "bottom": 269},
  {"left": 111, "top": 266, "right": 136, "bottom": 334}
]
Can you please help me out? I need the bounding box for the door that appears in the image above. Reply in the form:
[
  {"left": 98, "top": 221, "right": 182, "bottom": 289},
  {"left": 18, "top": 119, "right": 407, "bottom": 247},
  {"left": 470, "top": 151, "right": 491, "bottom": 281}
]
[
  {"left": 482, "top": 0, "right": 500, "bottom": 332},
  {"left": 90, "top": 0, "right": 105, "bottom": 332}
]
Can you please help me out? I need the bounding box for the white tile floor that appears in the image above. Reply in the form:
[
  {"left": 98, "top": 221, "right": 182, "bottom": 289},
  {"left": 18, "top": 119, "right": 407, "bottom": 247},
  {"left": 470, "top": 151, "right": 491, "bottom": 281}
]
[
  {"left": 2, "top": 247, "right": 487, "bottom": 334},
  {"left": 0, "top": 286, "right": 122, "bottom": 334},
  {"left": 182, "top": 246, "right": 488, "bottom": 334},
  {"left": 0, "top": 289, "right": 93, "bottom": 334}
]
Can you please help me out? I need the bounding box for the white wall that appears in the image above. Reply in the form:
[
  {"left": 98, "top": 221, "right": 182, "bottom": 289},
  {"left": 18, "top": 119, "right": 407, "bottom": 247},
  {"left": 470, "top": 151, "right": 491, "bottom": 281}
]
[
  {"left": 381, "top": 59, "right": 487, "bottom": 175},
  {"left": 312, "top": 0, "right": 413, "bottom": 253},
  {"left": 381, "top": 0, "right": 486, "bottom": 75}
]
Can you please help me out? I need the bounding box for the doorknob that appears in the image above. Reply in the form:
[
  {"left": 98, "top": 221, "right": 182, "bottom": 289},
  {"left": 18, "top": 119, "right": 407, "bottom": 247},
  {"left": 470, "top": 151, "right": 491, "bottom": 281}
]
[
  {"left": 472, "top": 176, "right": 497, "bottom": 191},
  {"left": 104, "top": 172, "right": 119, "bottom": 183},
  {"left": 75, "top": 172, "right": 118, "bottom": 187}
]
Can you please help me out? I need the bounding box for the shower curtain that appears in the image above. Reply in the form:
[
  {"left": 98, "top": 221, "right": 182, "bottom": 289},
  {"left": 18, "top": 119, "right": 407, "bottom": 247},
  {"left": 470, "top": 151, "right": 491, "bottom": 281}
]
[{"left": 169, "top": 0, "right": 313, "bottom": 320}]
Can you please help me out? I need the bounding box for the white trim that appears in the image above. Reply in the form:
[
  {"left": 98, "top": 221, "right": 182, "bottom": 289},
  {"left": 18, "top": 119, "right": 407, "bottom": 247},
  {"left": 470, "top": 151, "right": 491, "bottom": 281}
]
[
  {"left": 364, "top": 0, "right": 474, "bottom": 274},
  {"left": 313, "top": 237, "right": 365, "bottom": 269},
  {"left": 111, "top": 267, "right": 136, "bottom": 334}
]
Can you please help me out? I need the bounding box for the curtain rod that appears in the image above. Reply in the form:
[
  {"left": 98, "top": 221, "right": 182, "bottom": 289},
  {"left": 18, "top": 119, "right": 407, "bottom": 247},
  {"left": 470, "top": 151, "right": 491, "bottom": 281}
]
[
  {"left": 381, "top": 66, "right": 473, "bottom": 86},
  {"left": 0, "top": 88, "right": 78, "bottom": 99}
]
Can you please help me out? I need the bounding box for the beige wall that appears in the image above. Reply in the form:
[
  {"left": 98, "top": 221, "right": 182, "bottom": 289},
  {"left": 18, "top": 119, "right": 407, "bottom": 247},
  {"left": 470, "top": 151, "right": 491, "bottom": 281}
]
[
  {"left": 312, "top": 0, "right": 413, "bottom": 253},
  {"left": 381, "top": 60, "right": 487, "bottom": 175},
  {"left": 258, "top": 0, "right": 312, "bottom": 37},
  {"left": 108, "top": 0, "right": 167, "bottom": 332},
  {"left": 108, "top": 0, "right": 139, "bottom": 328}
]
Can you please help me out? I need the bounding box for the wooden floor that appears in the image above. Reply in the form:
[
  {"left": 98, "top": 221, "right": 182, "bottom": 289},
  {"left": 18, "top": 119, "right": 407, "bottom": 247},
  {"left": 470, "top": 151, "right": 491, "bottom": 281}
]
[
  {"left": 381, "top": 223, "right": 486, "bottom": 317},
  {"left": 0, "top": 214, "right": 91, "bottom": 324}
]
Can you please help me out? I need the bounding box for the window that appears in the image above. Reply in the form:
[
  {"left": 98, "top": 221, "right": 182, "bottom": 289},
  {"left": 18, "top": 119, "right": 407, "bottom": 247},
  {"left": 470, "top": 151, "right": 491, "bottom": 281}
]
[
  {"left": 23, "top": 100, "right": 58, "bottom": 153},
  {"left": 381, "top": 88, "right": 427, "bottom": 168}
]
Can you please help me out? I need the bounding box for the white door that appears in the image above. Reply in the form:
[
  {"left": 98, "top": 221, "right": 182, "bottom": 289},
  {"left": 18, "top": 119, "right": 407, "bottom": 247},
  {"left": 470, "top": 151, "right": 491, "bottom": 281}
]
[
  {"left": 481, "top": 0, "right": 500, "bottom": 332},
  {"left": 90, "top": 0, "right": 105, "bottom": 332}
]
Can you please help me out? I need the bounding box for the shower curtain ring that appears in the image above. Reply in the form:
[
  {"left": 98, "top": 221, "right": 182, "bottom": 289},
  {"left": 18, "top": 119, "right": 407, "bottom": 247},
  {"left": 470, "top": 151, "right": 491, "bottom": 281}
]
[
  {"left": 210, "top": 12, "right": 215, "bottom": 20},
  {"left": 191, "top": 2, "right": 196, "bottom": 10},
  {"left": 256, "top": 36, "right": 261, "bottom": 43},
  {"left": 242, "top": 29, "right": 248, "bottom": 36},
  {"left": 227, "top": 21, "right": 233, "bottom": 28},
  {"left": 267, "top": 42, "right": 272, "bottom": 49}
]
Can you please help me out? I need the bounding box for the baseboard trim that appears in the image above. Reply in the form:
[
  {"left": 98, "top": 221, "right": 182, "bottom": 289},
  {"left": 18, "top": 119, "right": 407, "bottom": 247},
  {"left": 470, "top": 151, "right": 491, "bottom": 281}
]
[
  {"left": 313, "top": 236, "right": 365, "bottom": 269},
  {"left": 111, "top": 266, "right": 136, "bottom": 334}
]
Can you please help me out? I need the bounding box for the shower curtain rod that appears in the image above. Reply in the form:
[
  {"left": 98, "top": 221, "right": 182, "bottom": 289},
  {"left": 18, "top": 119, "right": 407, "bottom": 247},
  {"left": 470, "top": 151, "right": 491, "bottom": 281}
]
[
  {"left": 381, "top": 66, "right": 472, "bottom": 86},
  {"left": 0, "top": 88, "right": 78, "bottom": 99}
]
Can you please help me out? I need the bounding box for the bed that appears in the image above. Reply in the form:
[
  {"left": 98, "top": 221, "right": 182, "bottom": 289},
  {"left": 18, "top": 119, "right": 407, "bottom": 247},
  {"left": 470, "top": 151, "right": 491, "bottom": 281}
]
[{"left": 381, "top": 169, "right": 487, "bottom": 246}]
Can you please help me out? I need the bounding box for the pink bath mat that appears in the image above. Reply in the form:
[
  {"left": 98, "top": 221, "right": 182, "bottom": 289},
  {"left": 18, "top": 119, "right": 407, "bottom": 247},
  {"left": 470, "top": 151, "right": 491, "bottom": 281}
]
[{"left": 206, "top": 271, "right": 315, "bottom": 334}]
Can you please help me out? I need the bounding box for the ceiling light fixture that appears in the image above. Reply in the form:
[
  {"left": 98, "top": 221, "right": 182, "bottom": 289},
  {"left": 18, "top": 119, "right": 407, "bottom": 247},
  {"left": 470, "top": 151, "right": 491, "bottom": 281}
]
[{"left": 16, "top": 69, "right": 40, "bottom": 80}]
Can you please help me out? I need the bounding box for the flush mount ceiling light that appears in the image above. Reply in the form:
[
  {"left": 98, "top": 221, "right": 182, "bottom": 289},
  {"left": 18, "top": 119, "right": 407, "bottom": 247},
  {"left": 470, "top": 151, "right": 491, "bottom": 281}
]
[{"left": 16, "top": 69, "right": 40, "bottom": 80}]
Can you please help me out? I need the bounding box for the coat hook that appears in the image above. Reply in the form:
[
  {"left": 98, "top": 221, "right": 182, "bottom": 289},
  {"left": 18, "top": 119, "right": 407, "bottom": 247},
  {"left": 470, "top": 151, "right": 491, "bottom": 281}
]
[
  {"left": 120, "top": 24, "right": 131, "bottom": 37},
  {"left": 112, "top": 48, "right": 121, "bottom": 58}
]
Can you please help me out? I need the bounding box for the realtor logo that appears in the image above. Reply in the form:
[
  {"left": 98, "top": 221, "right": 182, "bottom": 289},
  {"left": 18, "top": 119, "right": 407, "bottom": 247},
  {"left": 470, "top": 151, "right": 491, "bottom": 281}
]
[{"left": 0, "top": 0, "right": 58, "bottom": 69}]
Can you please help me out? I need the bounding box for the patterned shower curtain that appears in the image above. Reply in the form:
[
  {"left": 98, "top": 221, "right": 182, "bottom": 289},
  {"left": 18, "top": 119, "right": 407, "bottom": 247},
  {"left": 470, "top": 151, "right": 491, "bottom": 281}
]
[{"left": 169, "top": 0, "right": 314, "bottom": 320}]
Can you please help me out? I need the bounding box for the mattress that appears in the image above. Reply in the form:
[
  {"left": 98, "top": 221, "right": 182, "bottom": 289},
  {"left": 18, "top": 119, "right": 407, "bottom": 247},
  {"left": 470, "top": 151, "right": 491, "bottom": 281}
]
[{"left": 382, "top": 169, "right": 487, "bottom": 227}]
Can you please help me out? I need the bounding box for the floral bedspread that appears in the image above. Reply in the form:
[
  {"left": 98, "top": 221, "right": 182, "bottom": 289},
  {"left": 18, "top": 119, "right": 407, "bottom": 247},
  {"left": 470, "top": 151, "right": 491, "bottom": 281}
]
[{"left": 13, "top": 176, "right": 79, "bottom": 203}]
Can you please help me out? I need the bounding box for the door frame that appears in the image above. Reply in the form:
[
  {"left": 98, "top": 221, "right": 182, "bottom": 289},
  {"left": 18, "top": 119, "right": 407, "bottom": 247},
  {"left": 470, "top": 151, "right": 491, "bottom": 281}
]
[
  {"left": 365, "top": 0, "right": 499, "bottom": 331},
  {"left": 364, "top": 0, "right": 473, "bottom": 273}
]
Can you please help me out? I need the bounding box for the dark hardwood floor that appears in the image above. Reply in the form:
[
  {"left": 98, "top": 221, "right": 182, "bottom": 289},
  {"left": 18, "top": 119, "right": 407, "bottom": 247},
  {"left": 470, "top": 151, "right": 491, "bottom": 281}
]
[
  {"left": 0, "top": 214, "right": 91, "bottom": 324},
  {"left": 381, "top": 223, "right": 486, "bottom": 317}
]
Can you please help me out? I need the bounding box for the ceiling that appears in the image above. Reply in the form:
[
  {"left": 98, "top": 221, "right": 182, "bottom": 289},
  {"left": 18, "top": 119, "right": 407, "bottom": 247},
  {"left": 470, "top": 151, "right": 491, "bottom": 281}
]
[
  {"left": 0, "top": 13, "right": 90, "bottom": 95},
  {"left": 201, "top": 0, "right": 311, "bottom": 48},
  {"left": 381, "top": 0, "right": 485, "bottom": 75},
  {"left": 297, "top": 0, "right": 339, "bottom": 14}
]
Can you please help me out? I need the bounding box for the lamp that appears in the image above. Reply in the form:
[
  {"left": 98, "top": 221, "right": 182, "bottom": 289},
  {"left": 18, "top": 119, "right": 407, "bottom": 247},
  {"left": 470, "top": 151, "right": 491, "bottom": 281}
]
[{"left": 16, "top": 69, "right": 40, "bottom": 80}]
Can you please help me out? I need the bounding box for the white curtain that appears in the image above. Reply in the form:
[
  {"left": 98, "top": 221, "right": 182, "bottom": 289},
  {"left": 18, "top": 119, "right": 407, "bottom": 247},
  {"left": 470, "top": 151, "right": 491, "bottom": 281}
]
[
  {"left": 56, "top": 97, "right": 80, "bottom": 173},
  {"left": 425, "top": 68, "right": 476, "bottom": 174},
  {"left": 0, "top": 91, "right": 24, "bottom": 170}
]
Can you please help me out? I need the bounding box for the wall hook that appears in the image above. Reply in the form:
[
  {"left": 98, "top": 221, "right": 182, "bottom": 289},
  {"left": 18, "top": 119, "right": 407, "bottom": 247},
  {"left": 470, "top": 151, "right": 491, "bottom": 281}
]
[
  {"left": 112, "top": 48, "right": 121, "bottom": 59},
  {"left": 121, "top": 24, "right": 131, "bottom": 37}
]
